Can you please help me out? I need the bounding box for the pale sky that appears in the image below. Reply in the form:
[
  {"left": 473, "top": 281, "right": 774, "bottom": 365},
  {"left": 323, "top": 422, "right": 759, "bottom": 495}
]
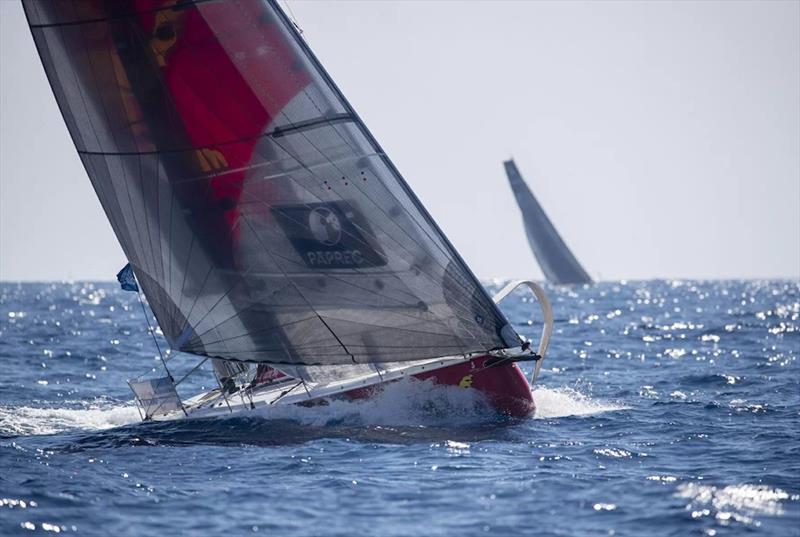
[{"left": 1, "top": 0, "right": 798, "bottom": 281}]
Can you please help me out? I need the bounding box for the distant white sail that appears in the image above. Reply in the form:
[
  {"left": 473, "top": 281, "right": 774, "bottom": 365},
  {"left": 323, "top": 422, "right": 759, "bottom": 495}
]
[{"left": 504, "top": 160, "right": 592, "bottom": 285}]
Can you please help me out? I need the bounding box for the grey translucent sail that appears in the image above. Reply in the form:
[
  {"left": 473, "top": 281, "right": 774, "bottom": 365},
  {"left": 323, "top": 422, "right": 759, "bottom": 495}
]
[
  {"left": 23, "top": 0, "right": 520, "bottom": 378},
  {"left": 504, "top": 159, "right": 592, "bottom": 285}
]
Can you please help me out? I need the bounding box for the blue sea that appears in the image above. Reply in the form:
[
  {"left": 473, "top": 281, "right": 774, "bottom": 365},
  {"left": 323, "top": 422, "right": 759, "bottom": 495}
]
[{"left": 1, "top": 280, "right": 798, "bottom": 536}]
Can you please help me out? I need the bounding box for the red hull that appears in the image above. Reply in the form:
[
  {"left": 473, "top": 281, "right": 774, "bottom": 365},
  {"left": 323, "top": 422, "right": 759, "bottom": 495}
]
[{"left": 345, "top": 356, "right": 535, "bottom": 418}]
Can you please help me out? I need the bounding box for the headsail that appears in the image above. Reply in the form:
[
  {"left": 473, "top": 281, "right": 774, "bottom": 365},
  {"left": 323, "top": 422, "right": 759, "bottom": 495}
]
[
  {"left": 24, "top": 0, "right": 518, "bottom": 370},
  {"left": 504, "top": 159, "right": 592, "bottom": 285}
]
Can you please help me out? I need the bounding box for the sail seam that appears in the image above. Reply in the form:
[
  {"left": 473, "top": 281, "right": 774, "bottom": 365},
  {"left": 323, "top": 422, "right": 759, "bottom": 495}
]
[
  {"left": 28, "top": 0, "right": 217, "bottom": 29},
  {"left": 73, "top": 114, "right": 357, "bottom": 157}
]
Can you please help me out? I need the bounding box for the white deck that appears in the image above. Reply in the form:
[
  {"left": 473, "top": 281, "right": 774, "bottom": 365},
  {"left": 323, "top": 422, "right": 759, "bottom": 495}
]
[{"left": 151, "top": 354, "right": 473, "bottom": 421}]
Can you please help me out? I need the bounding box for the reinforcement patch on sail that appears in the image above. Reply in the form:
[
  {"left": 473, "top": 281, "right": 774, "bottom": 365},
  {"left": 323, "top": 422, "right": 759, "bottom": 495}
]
[
  {"left": 504, "top": 160, "right": 592, "bottom": 285},
  {"left": 24, "top": 0, "right": 514, "bottom": 366}
]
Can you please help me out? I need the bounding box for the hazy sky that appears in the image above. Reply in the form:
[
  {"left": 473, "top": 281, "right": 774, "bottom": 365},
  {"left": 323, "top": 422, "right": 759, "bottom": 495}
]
[{"left": 1, "top": 0, "right": 798, "bottom": 281}]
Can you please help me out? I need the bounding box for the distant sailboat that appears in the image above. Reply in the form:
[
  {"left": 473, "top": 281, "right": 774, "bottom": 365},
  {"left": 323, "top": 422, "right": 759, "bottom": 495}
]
[
  {"left": 23, "top": 0, "right": 554, "bottom": 421},
  {"left": 504, "top": 159, "right": 592, "bottom": 285}
]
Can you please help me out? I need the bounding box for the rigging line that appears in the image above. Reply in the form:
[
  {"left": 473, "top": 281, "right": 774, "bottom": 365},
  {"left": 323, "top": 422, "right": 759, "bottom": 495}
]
[
  {"left": 313, "top": 314, "right": 355, "bottom": 363},
  {"left": 269, "top": 381, "right": 303, "bottom": 405},
  {"left": 300, "top": 378, "right": 312, "bottom": 397},
  {"left": 174, "top": 356, "right": 209, "bottom": 386},
  {"left": 135, "top": 287, "right": 173, "bottom": 381},
  {"left": 212, "top": 370, "right": 234, "bottom": 414},
  {"left": 370, "top": 361, "right": 385, "bottom": 382}
]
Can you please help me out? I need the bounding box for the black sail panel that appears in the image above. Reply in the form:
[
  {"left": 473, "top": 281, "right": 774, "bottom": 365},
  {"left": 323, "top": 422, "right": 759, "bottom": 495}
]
[
  {"left": 23, "top": 0, "right": 516, "bottom": 366},
  {"left": 504, "top": 159, "right": 592, "bottom": 285}
]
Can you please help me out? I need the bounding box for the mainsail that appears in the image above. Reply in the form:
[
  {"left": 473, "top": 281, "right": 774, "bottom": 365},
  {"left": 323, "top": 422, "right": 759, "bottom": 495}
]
[
  {"left": 504, "top": 159, "right": 592, "bottom": 285},
  {"left": 24, "top": 0, "right": 519, "bottom": 374}
]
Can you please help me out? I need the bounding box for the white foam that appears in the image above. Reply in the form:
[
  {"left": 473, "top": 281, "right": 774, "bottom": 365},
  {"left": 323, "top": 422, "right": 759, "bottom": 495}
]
[
  {"left": 251, "top": 378, "right": 497, "bottom": 427},
  {"left": 532, "top": 386, "right": 627, "bottom": 418},
  {"left": 0, "top": 403, "right": 140, "bottom": 436},
  {"left": 0, "top": 382, "right": 626, "bottom": 435},
  {"left": 250, "top": 381, "right": 625, "bottom": 425}
]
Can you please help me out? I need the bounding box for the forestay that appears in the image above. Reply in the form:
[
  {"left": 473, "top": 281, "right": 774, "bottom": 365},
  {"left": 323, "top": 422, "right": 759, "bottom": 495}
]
[{"left": 24, "top": 0, "right": 518, "bottom": 373}]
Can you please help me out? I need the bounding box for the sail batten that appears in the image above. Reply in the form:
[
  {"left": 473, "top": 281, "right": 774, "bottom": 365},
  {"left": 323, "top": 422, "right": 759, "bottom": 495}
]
[{"left": 24, "top": 0, "right": 516, "bottom": 374}]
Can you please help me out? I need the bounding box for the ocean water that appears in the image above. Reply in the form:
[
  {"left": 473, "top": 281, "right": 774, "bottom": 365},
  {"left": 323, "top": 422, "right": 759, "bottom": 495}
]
[{"left": 0, "top": 280, "right": 798, "bottom": 536}]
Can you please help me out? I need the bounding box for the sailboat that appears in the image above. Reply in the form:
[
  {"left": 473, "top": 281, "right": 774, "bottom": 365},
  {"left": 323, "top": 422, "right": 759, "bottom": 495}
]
[
  {"left": 504, "top": 159, "right": 593, "bottom": 285},
  {"left": 23, "top": 0, "right": 553, "bottom": 421}
]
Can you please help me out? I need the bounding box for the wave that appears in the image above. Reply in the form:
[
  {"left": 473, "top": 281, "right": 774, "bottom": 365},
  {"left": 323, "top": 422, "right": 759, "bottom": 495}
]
[
  {"left": 675, "top": 482, "right": 799, "bottom": 526},
  {"left": 0, "top": 381, "right": 626, "bottom": 438},
  {"left": 251, "top": 378, "right": 499, "bottom": 427},
  {"left": 235, "top": 382, "right": 626, "bottom": 425},
  {"left": 0, "top": 401, "right": 140, "bottom": 436},
  {"left": 532, "top": 386, "right": 628, "bottom": 418}
]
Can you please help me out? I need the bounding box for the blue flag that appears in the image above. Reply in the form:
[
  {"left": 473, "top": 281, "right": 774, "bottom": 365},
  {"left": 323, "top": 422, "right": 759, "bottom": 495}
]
[{"left": 116, "top": 263, "right": 139, "bottom": 292}]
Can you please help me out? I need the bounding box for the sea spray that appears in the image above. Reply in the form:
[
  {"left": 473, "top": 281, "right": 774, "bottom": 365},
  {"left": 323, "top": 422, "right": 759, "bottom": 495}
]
[
  {"left": 0, "top": 381, "right": 625, "bottom": 436},
  {"left": 0, "top": 401, "right": 139, "bottom": 436},
  {"left": 532, "top": 386, "right": 628, "bottom": 419}
]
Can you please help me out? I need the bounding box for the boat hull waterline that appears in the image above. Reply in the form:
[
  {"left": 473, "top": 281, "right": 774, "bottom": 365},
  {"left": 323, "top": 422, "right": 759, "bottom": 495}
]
[{"left": 154, "top": 357, "right": 535, "bottom": 423}]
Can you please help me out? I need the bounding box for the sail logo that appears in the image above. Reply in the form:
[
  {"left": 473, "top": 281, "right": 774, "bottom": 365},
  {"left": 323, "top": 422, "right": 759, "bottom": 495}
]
[
  {"left": 273, "top": 202, "right": 387, "bottom": 269},
  {"left": 309, "top": 207, "right": 342, "bottom": 246}
]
